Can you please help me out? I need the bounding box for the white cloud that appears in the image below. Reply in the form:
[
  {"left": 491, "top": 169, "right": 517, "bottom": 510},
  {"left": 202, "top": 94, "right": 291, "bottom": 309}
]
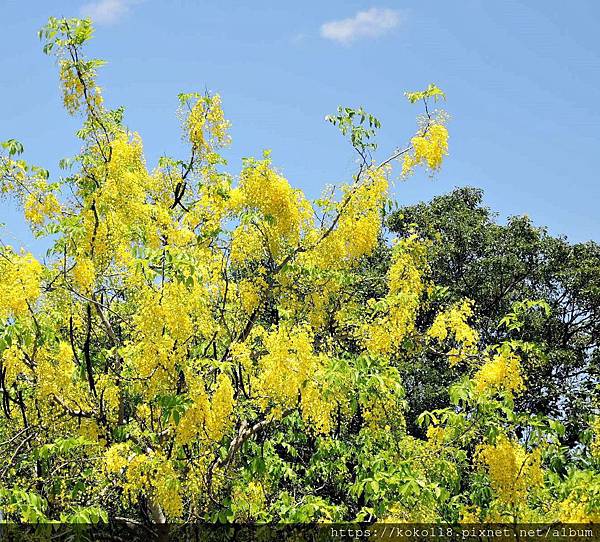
[
  {"left": 80, "top": 0, "right": 137, "bottom": 25},
  {"left": 320, "top": 7, "right": 402, "bottom": 45}
]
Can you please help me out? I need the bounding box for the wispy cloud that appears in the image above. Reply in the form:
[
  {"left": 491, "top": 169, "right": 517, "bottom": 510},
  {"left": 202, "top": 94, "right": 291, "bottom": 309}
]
[
  {"left": 320, "top": 7, "right": 402, "bottom": 45},
  {"left": 80, "top": 0, "right": 138, "bottom": 25},
  {"left": 291, "top": 32, "right": 308, "bottom": 45}
]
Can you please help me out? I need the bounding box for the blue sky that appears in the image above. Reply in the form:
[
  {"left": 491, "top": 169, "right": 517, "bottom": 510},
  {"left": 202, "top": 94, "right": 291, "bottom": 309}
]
[{"left": 1, "top": 0, "right": 599, "bottom": 254}]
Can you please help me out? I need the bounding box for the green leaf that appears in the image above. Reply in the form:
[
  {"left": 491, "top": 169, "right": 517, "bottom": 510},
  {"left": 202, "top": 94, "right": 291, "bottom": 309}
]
[{"left": 1, "top": 139, "right": 24, "bottom": 156}]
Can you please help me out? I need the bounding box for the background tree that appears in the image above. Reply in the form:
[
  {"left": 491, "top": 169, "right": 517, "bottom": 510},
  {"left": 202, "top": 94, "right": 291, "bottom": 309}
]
[{"left": 387, "top": 187, "right": 600, "bottom": 444}]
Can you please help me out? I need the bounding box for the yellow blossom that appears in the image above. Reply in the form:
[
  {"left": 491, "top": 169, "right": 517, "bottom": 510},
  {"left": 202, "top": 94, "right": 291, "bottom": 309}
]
[
  {"left": 477, "top": 436, "right": 543, "bottom": 506},
  {"left": 0, "top": 250, "right": 43, "bottom": 320},
  {"left": 72, "top": 257, "right": 96, "bottom": 292},
  {"left": 473, "top": 349, "right": 525, "bottom": 397},
  {"left": 402, "top": 123, "right": 449, "bottom": 175},
  {"left": 1, "top": 344, "right": 28, "bottom": 387}
]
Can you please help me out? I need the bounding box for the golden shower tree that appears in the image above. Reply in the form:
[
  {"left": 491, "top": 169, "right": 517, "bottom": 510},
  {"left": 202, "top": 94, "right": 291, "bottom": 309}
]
[{"left": 0, "top": 18, "right": 598, "bottom": 525}]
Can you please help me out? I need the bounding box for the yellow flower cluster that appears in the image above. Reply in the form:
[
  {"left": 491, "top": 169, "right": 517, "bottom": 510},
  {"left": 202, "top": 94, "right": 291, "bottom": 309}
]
[
  {"left": 477, "top": 436, "right": 543, "bottom": 506},
  {"left": 230, "top": 225, "right": 266, "bottom": 265},
  {"left": 301, "top": 381, "right": 334, "bottom": 434},
  {"left": 153, "top": 459, "right": 184, "bottom": 518},
  {"left": 304, "top": 281, "right": 342, "bottom": 329},
  {"left": 362, "top": 393, "right": 403, "bottom": 433},
  {"left": 207, "top": 373, "right": 235, "bottom": 439},
  {"left": 77, "top": 418, "right": 102, "bottom": 442},
  {"left": 0, "top": 250, "right": 43, "bottom": 320},
  {"left": 254, "top": 326, "right": 326, "bottom": 424},
  {"left": 121, "top": 334, "right": 173, "bottom": 394},
  {"left": 362, "top": 236, "right": 426, "bottom": 355},
  {"left": 122, "top": 277, "right": 217, "bottom": 399},
  {"left": 232, "top": 481, "right": 266, "bottom": 521},
  {"left": 125, "top": 283, "right": 189, "bottom": 365},
  {"left": 426, "top": 425, "right": 448, "bottom": 449},
  {"left": 185, "top": 94, "right": 231, "bottom": 158},
  {"left": 179, "top": 177, "right": 232, "bottom": 238},
  {"left": 553, "top": 492, "right": 600, "bottom": 523},
  {"left": 104, "top": 443, "right": 130, "bottom": 474},
  {"left": 473, "top": 349, "right": 525, "bottom": 398},
  {"left": 72, "top": 257, "right": 96, "bottom": 292},
  {"left": 36, "top": 342, "right": 88, "bottom": 412},
  {"left": 96, "top": 374, "right": 120, "bottom": 414},
  {"left": 402, "top": 124, "right": 449, "bottom": 175},
  {"left": 24, "top": 191, "right": 61, "bottom": 226},
  {"left": 238, "top": 277, "right": 267, "bottom": 314},
  {"left": 115, "top": 450, "right": 183, "bottom": 519},
  {"left": 311, "top": 168, "right": 388, "bottom": 269},
  {"left": 93, "top": 133, "right": 157, "bottom": 253},
  {"left": 428, "top": 300, "right": 478, "bottom": 365},
  {"left": 230, "top": 341, "right": 253, "bottom": 372},
  {"left": 176, "top": 371, "right": 235, "bottom": 445},
  {"left": 175, "top": 390, "right": 210, "bottom": 446},
  {"left": 1, "top": 344, "right": 28, "bottom": 387},
  {"left": 232, "top": 159, "right": 310, "bottom": 261},
  {"left": 58, "top": 59, "right": 103, "bottom": 116}
]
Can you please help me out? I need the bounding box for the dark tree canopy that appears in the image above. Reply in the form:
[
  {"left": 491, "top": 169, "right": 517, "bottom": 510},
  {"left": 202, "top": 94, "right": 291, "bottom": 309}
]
[{"left": 387, "top": 187, "right": 600, "bottom": 443}]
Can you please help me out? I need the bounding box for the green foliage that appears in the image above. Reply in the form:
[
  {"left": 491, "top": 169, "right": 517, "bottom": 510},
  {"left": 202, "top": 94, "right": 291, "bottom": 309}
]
[
  {"left": 325, "top": 106, "right": 382, "bottom": 156},
  {"left": 405, "top": 83, "right": 446, "bottom": 104},
  {"left": 39, "top": 17, "right": 95, "bottom": 52},
  {"left": 1, "top": 139, "right": 24, "bottom": 157}
]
